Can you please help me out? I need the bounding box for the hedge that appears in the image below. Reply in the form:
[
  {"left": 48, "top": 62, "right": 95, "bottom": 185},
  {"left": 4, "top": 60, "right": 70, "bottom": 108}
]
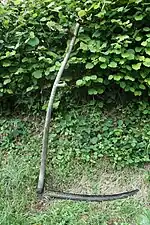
[{"left": 0, "top": 0, "right": 150, "bottom": 104}]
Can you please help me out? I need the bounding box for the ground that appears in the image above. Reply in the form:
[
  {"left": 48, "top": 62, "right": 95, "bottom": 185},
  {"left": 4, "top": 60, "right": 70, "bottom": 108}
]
[{"left": 0, "top": 107, "right": 149, "bottom": 225}]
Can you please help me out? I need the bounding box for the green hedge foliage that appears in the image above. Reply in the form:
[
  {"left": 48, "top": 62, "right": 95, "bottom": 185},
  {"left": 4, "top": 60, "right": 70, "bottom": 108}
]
[{"left": 0, "top": 0, "right": 150, "bottom": 101}]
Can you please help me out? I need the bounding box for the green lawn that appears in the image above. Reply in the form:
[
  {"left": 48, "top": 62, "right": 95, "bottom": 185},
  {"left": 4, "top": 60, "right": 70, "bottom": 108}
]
[{"left": 0, "top": 105, "right": 149, "bottom": 224}]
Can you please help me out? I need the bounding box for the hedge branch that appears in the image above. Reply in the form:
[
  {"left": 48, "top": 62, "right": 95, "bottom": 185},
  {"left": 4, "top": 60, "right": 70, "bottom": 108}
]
[{"left": 37, "top": 23, "right": 80, "bottom": 194}]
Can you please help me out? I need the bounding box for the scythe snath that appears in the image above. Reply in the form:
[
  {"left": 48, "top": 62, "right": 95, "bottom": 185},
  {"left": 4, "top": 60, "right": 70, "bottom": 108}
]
[{"left": 37, "top": 22, "right": 139, "bottom": 201}]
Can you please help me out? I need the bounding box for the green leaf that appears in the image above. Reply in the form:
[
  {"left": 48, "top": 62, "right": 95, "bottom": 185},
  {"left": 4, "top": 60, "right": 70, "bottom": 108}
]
[
  {"left": 80, "top": 42, "right": 88, "bottom": 51},
  {"left": 125, "top": 76, "right": 135, "bottom": 81},
  {"left": 114, "top": 49, "right": 121, "bottom": 54},
  {"left": 147, "top": 38, "right": 150, "bottom": 43},
  {"left": 114, "top": 75, "right": 122, "bottom": 81},
  {"left": 4, "top": 79, "right": 11, "bottom": 85},
  {"left": 97, "top": 88, "right": 104, "bottom": 94},
  {"left": 134, "top": 90, "right": 142, "bottom": 96},
  {"left": 116, "top": 34, "right": 129, "bottom": 41},
  {"left": 30, "top": 31, "right": 35, "bottom": 38},
  {"left": 97, "top": 78, "right": 103, "bottom": 83},
  {"left": 32, "top": 70, "right": 43, "bottom": 79},
  {"left": 118, "top": 120, "right": 123, "bottom": 126},
  {"left": 26, "top": 86, "right": 35, "bottom": 92},
  {"left": 132, "top": 63, "right": 141, "bottom": 70},
  {"left": 141, "top": 41, "right": 147, "bottom": 47},
  {"left": 7, "top": 89, "right": 13, "bottom": 94},
  {"left": 137, "top": 55, "right": 145, "bottom": 61},
  {"left": 27, "top": 37, "right": 39, "bottom": 47},
  {"left": 46, "top": 21, "right": 56, "bottom": 28},
  {"left": 14, "top": 0, "right": 21, "bottom": 5},
  {"left": 144, "top": 78, "right": 150, "bottom": 85},
  {"left": 143, "top": 27, "right": 150, "bottom": 32},
  {"left": 108, "top": 75, "right": 113, "bottom": 80},
  {"left": 122, "top": 52, "right": 129, "bottom": 58},
  {"left": 145, "top": 48, "right": 150, "bottom": 55},
  {"left": 76, "top": 80, "right": 84, "bottom": 86},
  {"left": 64, "top": 0, "right": 71, "bottom": 3},
  {"left": 126, "top": 65, "right": 132, "bottom": 71},
  {"left": 91, "top": 137, "right": 98, "bottom": 144},
  {"left": 122, "top": 49, "right": 134, "bottom": 60},
  {"left": 143, "top": 58, "right": 150, "bottom": 67},
  {"left": 146, "top": 7, "right": 150, "bottom": 12},
  {"left": 139, "top": 84, "right": 146, "bottom": 90},
  {"left": 140, "top": 72, "right": 147, "bottom": 78},
  {"left": 127, "top": 49, "right": 135, "bottom": 60},
  {"left": 93, "top": 2, "right": 100, "bottom": 9},
  {"left": 135, "top": 14, "right": 144, "bottom": 21},
  {"left": 100, "top": 64, "right": 107, "bottom": 69},
  {"left": 42, "top": 102, "right": 48, "bottom": 110},
  {"left": 3, "top": 61, "right": 11, "bottom": 67},
  {"left": 33, "top": 13, "right": 37, "bottom": 18},
  {"left": 108, "top": 62, "right": 117, "bottom": 68},
  {"left": 53, "top": 101, "right": 60, "bottom": 109},
  {"left": 90, "top": 75, "right": 97, "bottom": 80},
  {"left": 88, "top": 89, "right": 97, "bottom": 95},
  {"left": 120, "top": 81, "right": 126, "bottom": 88},
  {"left": 117, "top": 7, "right": 124, "bottom": 12},
  {"left": 99, "top": 57, "right": 106, "bottom": 62},
  {"left": 130, "top": 87, "right": 135, "bottom": 92},
  {"left": 15, "top": 68, "right": 24, "bottom": 74},
  {"left": 135, "top": 47, "right": 142, "bottom": 52},
  {"left": 40, "top": 17, "right": 47, "bottom": 22},
  {"left": 119, "top": 59, "right": 125, "bottom": 65},
  {"left": 96, "top": 12, "right": 105, "bottom": 18},
  {"left": 83, "top": 76, "right": 91, "bottom": 82},
  {"left": 86, "top": 63, "right": 94, "bottom": 69},
  {"left": 135, "top": 36, "right": 142, "bottom": 41},
  {"left": 137, "top": 214, "right": 150, "bottom": 225},
  {"left": 127, "top": 54, "right": 134, "bottom": 60},
  {"left": 78, "top": 10, "right": 86, "bottom": 17}
]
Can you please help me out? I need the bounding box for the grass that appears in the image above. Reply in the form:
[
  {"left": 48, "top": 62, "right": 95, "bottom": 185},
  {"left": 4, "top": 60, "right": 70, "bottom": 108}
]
[{"left": 0, "top": 104, "right": 150, "bottom": 225}]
